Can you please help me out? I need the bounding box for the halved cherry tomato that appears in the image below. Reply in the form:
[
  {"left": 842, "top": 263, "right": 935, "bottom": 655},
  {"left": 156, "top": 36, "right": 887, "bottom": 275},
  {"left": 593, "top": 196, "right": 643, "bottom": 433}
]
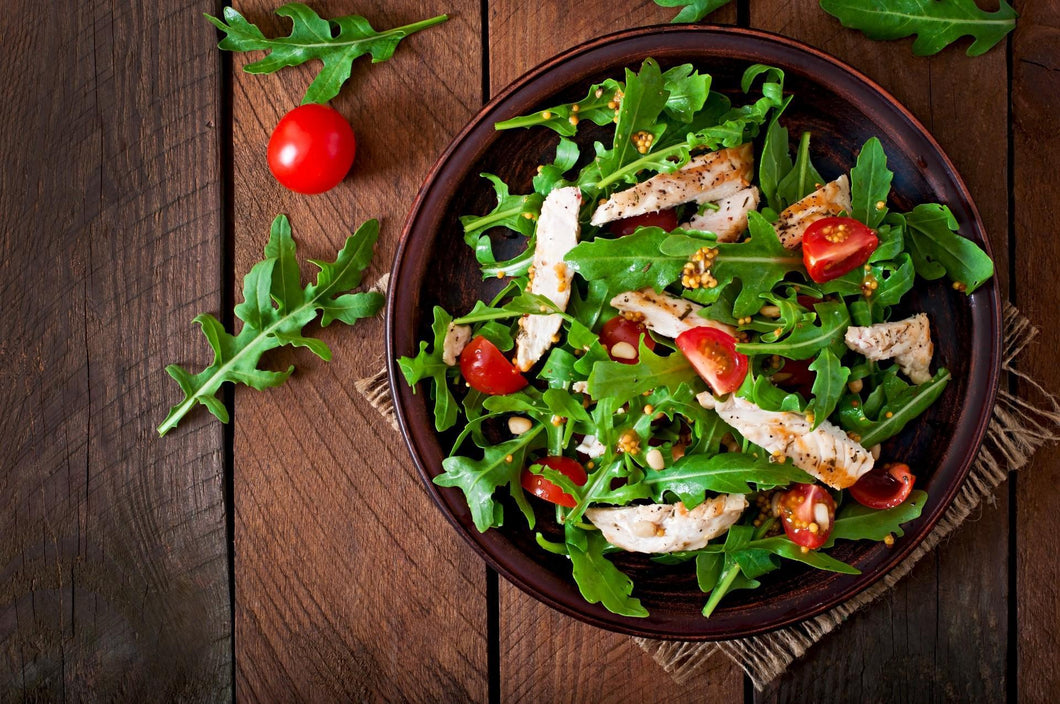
[
  {"left": 267, "top": 104, "right": 357, "bottom": 195},
  {"left": 459, "top": 336, "right": 528, "bottom": 395},
  {"left": 801, "top": 216, "right": 878, "bottom": 282},
  {"left": 849, "top": 462, "right": 915, "bottom": 509},
  {"left": 607, "top": 208, "right": 679, "bottom": 237},
  {"left": 778, "top": 483, "right": 836, "bottom": 549},
  {"left": 599, "top": 315, "right": 655, "bottom": 364},
  {"left": 675, "top": 326, "right": 748, "bottom": 395},
  {"left": 521, "top": 456, "right": 588, "bottom": 508}
]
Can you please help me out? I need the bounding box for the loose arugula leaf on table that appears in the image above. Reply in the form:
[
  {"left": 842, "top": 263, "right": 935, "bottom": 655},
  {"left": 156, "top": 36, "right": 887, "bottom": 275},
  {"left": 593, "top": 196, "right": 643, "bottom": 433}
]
[
  {"left": 159, "top": 216, "right": 383, "bottom": 436},
  {"left": 397, "top": 306, "right": 461, "bottom": 432},
  {"left": 566, "top": 525, "right": 649, "bottom": 618},
  {"left": 901, "top": 204, "right": 994, "bottom": 293},
  {"left": 849, "top": 137, "right": 893, "bottom": 228},
  {"left": 837, "top": 369, "right": 951, "bottom": 446},
  {"left": 665, "top": 213, "right": 804, "bottom": 318},
  {"left": 645, "top": 452, "right": 816, "bottom": 506},
  {"left": 819, "top": 0, "right": 1017, "bottom": 57},
  {"left": 435, "top": 427, "right": 545, "bottom": 532},
  {"left": 206, "top": 4, "right": 448, "bottom": 104},
  {"left": 654, "top": 0, "right": 735, "bottom": 23}
]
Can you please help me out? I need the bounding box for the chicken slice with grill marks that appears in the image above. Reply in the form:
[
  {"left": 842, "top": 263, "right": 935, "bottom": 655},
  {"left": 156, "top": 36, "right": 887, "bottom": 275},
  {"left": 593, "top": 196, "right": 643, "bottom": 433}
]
[
  {"left": 514, "top": 186, "right": 583, "bottom": 371},
  {"left": 681, "top": 186, "right": 760, "bottom": 243},
  {"left": 713, "top": 395, "right": 874, "bottom": 490},
  {"left": 845, "top": 313, "right": 934, "bottom": 384},
  {"left": 586, "top": 494, "right": 748, "bottom": 553},
  {"left": 609, "top": 289, "right": 736, "bottom": 340},
  {"left": 589, "top": 144, "right": 754, "bottom": 226},
  {"left": 776, "top": 175, "right": 851, "bottom": 249}
]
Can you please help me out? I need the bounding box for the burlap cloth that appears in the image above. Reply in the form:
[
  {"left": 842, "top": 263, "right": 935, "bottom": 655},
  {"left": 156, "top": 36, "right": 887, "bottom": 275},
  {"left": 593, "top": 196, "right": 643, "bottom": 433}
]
[{"left": 365, "top": 300, "right": 1059, "bottom": 690}]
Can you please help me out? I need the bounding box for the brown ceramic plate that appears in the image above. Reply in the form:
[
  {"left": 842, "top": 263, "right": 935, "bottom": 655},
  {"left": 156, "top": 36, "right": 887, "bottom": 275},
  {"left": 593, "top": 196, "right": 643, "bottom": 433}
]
[{"left": 386, "top": 26, "right": 1001, "bottom": 640}]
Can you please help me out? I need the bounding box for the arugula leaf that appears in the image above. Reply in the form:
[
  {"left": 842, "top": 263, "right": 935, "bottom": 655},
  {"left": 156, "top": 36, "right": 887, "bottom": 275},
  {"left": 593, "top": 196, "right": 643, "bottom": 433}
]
[
  {"left": 902, "top": 204, "right": 994, "bottom": 293},
  {"left": 397, "top": 307, "right": 461, "bottom": 432},
  {"left": 645, "top": 452, "right": 816, "bottom": 505},
  {"left": 849, "top": 137, "right": 893, "bottom": 228},
  {"left": 806, "top": 348, "right": 851, "bottom": 428},
  {"left": 460, "top": 174, "right": 544, "bottom": 279},
  {"left": 435, "top": 427, "right": 544, "bottom": 532},
  {"left": 737, "top": 299, "right": 851, "bottom": 360},
  {"left": 759, "top": 96, "right": 795, "bottom": 212},
  {"left": 587, "top": 341, "right": 698, "bottom": 405},
  {"left": 750, "top": 537, "right": 860, "bottom": 574},
  {"left": 206, "top": 4, "right": 448, "bottom": 104},
  {"left": 837, "top": 369, "right": 950, "bottom": 446},
  {"left": 655, "top": 0, "right": 735, "bottom": 23},
  {"left": 565, "top": 227, "right": 687, "bottom": 295},
  {"left": 776, "top": 132, "right": 825, "bottom": 207},
  {"left": 661, "top": 65, "right": 711, "bottom": 122},
  {"left": 160, "top": 216, "right": 383, "bottom": 435},
  {"left": 495, "top": 78, "right": 624, "bottom": 136},
  {"left": 826, "top": 490, "right": 928, "bottom": 544},
  {"left": 566, "top": 525, "right": 649, "bottom": 618},
  {"left": 820, "top": 0, "right": 1017, "bottom": 57},
  {"left": 595, "top": 59, "right": 671, "bottom": 181}
]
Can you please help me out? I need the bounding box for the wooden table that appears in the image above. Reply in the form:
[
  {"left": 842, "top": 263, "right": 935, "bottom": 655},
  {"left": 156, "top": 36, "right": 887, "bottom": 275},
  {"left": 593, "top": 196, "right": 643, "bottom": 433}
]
[{"left": 4, "top": 1, "right": 1058, "bottom": 701}]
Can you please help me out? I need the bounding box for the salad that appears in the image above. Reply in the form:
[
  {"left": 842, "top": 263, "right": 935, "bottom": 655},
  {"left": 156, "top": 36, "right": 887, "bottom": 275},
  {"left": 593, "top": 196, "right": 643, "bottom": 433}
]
[{"left": 398, "top": 59, "right": 994, "bottom": 619}]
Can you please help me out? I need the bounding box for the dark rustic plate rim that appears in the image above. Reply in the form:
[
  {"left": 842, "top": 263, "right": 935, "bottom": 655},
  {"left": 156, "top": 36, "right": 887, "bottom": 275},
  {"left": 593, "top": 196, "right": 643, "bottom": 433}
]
[{"left": 385, "top": 25, "right": 1002, "bottom": 640}]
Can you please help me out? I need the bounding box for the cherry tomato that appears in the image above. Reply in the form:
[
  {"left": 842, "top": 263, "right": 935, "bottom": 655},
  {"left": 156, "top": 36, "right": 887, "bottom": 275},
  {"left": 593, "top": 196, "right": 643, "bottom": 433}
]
[
  {"left": 675, "top": 326, "right": 748, "bottom": 395},
  {"left": 849, "top": 462, "right": 916, "bottom": 509},
  {"left": 521, "top": 456, "right": 588, "bottom": 508},
  {"left": 801, "top": 216, "right": 878, "bottom": 282},
  {"left": 459, "top": 336, "right": 528, "bottom": 395},
  {"left": 267, "top": 104, "right": 357, "bottom": 194},
  {"left": 599, "top": 315, "right": 655, "bottom": 364},
  {"left": 773, "top": 357, "right": 815, "bottom": 398},
  {"left": 607, "top": 208, "right": 679, "bottom": 237},
  {"left": 778, "top": 483, "right": 836, "bottom": 549}
]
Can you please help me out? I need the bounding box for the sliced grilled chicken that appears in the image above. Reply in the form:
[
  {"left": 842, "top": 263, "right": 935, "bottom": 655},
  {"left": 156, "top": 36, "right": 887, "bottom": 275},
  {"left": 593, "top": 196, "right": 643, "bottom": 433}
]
[
  {"left": 609, "top": 289, "right": 736, "bottom": 340},
  {"left": 441, "top": 323, "right": 472, "bottom": 366},
  {"left": 681, "top": 186, "right": 760, "bottom": 242},
  {"left": 515, "top": 186, "right": 582, "bottom": 371},
  {"left": 589, "top": 144, "right": 754, "bottom": 226},
  {"left": 776, "top": 175, "right": 851, "bottom": 249},
  {"left": 845, "top": 313, "right": 934, "bottom": 384},
  {"left": 586, "top": 494, "right": 748, "bottom": 553},
  {"left": 575, "top": 434, "right": 607, "bottom": 459},
  {"left": 713, "top": 395, "right": 874, "bottom": 490}
]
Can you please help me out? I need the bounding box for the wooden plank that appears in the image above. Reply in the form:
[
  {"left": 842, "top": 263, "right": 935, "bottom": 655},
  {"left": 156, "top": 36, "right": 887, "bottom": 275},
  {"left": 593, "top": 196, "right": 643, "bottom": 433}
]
[
  {"left": 0, "top": 0, "right": 230, "bottom": 700},
  {"left": 226, "top": 1, "right": 488, "bottom": 700},
  {"left": 487, "top": 2, "right": 744, "bottom": 701},
  {"left": 1011, "top": 1, "right": 1060, "bottom": 700},
  {"left": 750, "top": 5, "right": 1010, "bottom": 702}
]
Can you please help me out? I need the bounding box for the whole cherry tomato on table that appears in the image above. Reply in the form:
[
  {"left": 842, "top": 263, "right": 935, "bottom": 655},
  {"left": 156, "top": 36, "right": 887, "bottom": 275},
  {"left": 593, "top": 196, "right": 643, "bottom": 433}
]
[
  {"left": 521, "top": 456, "right": 588, "bottom": 508},
  {"left": 267, "top": 104, "right": 356, "bottom": 194},
  {"left": 459, "top": 336, "right": 527, "bottom": 395},
  {"left": 801, "top": 216, "right": 878, "bottom": 282}
]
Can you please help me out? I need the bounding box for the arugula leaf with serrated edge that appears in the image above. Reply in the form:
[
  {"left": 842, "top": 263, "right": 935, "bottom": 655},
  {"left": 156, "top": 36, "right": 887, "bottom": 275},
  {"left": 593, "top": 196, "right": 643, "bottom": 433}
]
[
  {"left": 806, "top": 348, "right": 851, "bottom": 429},
  {"left": 776, "top": 131, "right": 825, "bottom": 207},
  {"left": 160, "top": 216, "right": 383, "bottom": 435},
  {"left": 902, "top": 204, "right": 994, "bottom": 293},
  {"left": 587, "top": 340, "right": 698, "bottom": 406},
  {"left": 397, "top": 307, "right": 461, "bottom": 432},
  {"left": 655, "top": 0, "right": 734, "bottom": 23},
  {"left": 645, "top": 452, "right": 815, "bottom": 506},
  {"left": 566, "top": 525, "right": 649, "bottom": 618},
  {"left": 825, "top": 490, "right": 928, "bottom": 544},
  {"left": 820, "top": 0, "right": 1017, "bottom": 57},
  {"left": 565, "top": 227, "right": 688, "bottom": 295},
  {"left": 737, "top": 299, "right": 851, "bottom": 360},
  {"left": 206, "top": 4, "right": 447, "bottom": 104},
  {"left": 850, "top": 137, "right": 893, "bottom": 228},
  {"left": 837, "top": 369, "right": 951, "bottom": 446}
]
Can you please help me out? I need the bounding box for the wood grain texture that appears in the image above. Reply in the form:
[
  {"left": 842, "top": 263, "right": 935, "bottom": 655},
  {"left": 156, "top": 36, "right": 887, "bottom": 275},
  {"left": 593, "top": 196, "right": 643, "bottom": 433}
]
[
  {"left": 1012, "top": 1, "right": 1060, "bottom": 701},
  {"left": 0, "top": 0, "right": 230, "bottom": 701},
  {"left": 228, "top": 1, "right": 488, "bottom": 700},
  {"left": 750, "top": 4, "right": 1011, "bottom": 702},
  {"left": 487, "top": 2, "right": 744, "bottom": 701}
]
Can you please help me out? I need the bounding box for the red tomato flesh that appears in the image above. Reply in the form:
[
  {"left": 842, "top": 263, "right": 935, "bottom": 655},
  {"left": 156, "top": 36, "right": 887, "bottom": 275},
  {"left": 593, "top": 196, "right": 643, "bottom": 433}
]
[
  {"left": 521, "top": 456, "right": 588, "bottom": 508},
  {"left": 599, "top": 315, "right": 655, "bottom": 364},
  {"left": 607, "top": 208, "right": 679, "bottom": 237},
  {"left": 801, "top": 216, "right": 878, "bottom": 282},
  {"left": 849, "top": 462, "right": 915, "bottom": 509},
  {"left": 778, "top": 483, "right": 836, "bottom": 549},
  {"left": 459, "top": 336, "right": 528, "bottom": 395},
  {"left": 675, "top": 326, "right": 748, "bottom": 395},
  {"left": 267, "top": 104, "right": 357, "bottom": 195},
  {"left": 773, "top": 357, "right": 815, "bottom": 399}
]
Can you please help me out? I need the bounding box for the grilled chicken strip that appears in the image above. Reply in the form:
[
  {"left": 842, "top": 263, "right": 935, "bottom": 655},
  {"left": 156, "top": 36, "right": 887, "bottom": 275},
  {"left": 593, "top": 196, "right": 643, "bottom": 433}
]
[
  {"left": 776, "top": 175, "right": 851, "bottom": 249},
  {"left": 441, "top": 323, "right": 472, "bottom": 366},
  {"left": 681, "top": 186, "right": 760, "bottom": 242},
  {"left": 845, "top": 313, "right": 934, "bottom": 384},
  {"left": 589, "top": 144, "right": 754, "bottom": 226},
  {"left": 609, "top": 289, "right": 736, "bottom": 340},
  {"left": 515, "top": 186, "right": 582, "bottom": 371},
  {"left": 586, "top": 494, "right": 748, "bottom": 553},
  {"left": 713, "top": 395, "right": 874, "bottom": 490}
]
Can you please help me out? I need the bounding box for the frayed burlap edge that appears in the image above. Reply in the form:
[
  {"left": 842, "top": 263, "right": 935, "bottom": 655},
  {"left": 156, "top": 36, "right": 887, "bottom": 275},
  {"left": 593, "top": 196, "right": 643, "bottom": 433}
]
[
  {"left": 359, "top": 302, "right": 1059, "bottom": 690},
  {"left": 634, "top": 303, "right": 1060, "bottom": 689}
]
